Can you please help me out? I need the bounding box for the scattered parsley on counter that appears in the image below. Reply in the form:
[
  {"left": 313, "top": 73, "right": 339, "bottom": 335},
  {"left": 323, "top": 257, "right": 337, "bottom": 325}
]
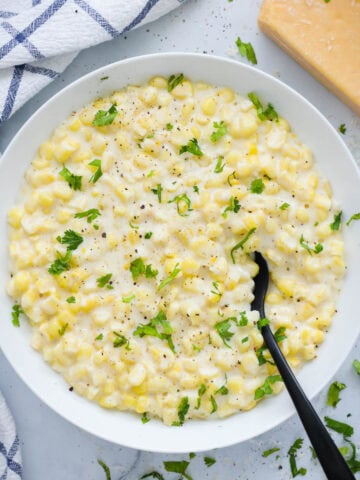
[
  {"left": 167, "top": 73, "right": 184, "bottom": 92},
  {"left": 230, "top": 228, "right": 256, "bottom": 263},
  {"left": 57, "top": 229, "right": 83, "bottom": 250},
  {"left": 89, "top": 159, "right": 103, "bottom": 183},
  {"left": 74, "top": 208, "right": 101, "bottom": 223},
  {"left": 189, "top": 453, "right": 196, "bottom": 459},
  {"left": 254, "top": 375, "right": 283, "bottom": 400},
  {"left": 346, "top": 213, "right": 360, "bottom": 226},
  {"left": 66, "top": 296, "right": 76, "bottom": 304},
  {"left": 195, "top": 384, "right": 207, "bottom": 409},
  {"left": 353, "top": 359, "right": 360, "bottom": 375},
  {"left": 214, "top": 155, "right": 226, "bottom": 173},
  {"left": 113, "top": 332, "right": 130, "bottom": 350},
  {"left": 327, "top": 381, "right": 346, "bottom": 408},
  {"left": 280, "top": 202, "right": 290, "bottom": 210},
  {"left": 339, "top": 123, "right": 346, "bottom": 134},
  {"left": 324, "top": 416, "right": 354, "bottom": 439},
  {"left": 48, "top": 250, "right": 72, "bottom": 275},
  {"left": 330, "top": 211, "right": 342, "bottom": 231},
  {"left": 342, "top": 441, "right": 360, "bottom": 473},
  {"left": 59, "top": 167, "right": 82, "bottom": 190},
  {"left": 11, "top": 304, "right": 24, "bottom": 327},
  {"left": 262, "top": 447, "right": 280, "bottom": 458},
  {"left": 134, "top": 310, "right": 175, "bottom": 353},
  {"left": 164, "top": 461, "right": 192, "bottom": 480},
  {"left": 250, "top": 178, "right": 265, "bottom": 194},
  {"left": 287, "top": 438, "right": 307, "bottom": 477},
  {"left": 141, "top": 412, "right": 151, "bottom": 424},
  {"left": 248, "top": 92, "right": 279, "bottom": 122},
  {"left": 235, "top": 37, "right": 257, "bottom": 64},
  {"left": 179, "top": 138, "right": 204, "bottom": 157},
  {"left": 172, "top": 397, "right": 190, "bottom": 426},
  {"left": 169, "top": 194, "right": 193, "bottom": 216},
  {"left": 96, "top": 273, "right": 113, "bottom": 289},
  {"left": 151, "top": 183, "right": 163, "bottom": 203},
  {"left": 204, "top": 456, "right": 216, "bottom": 467},
  {"left": 299, "top": 235, "right": 323, "bottom": 255},
  {"left": 97, "top": 459, "right": 112, "bottom": 480},
  {"left": 211, "top": 121, "right": 228, "bottom": 142},
  {"left": 140, "top": 473, "right": 164, "bottom": 480},
  {"left": 58, "top": 323, "right": 68, "bottom": 336},
  {"left": 93, "top": 104, "right": 117, "bottom": 126}
]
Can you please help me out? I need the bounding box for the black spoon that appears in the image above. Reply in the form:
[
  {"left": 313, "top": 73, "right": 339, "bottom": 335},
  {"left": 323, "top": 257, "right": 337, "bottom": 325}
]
[{"left": 251, "top": 251, "right": 355, "bottom": 480}]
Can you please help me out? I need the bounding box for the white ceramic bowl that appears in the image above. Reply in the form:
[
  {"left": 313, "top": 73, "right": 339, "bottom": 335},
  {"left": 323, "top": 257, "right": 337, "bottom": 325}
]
[{"left": 1, "top": 53, "right": 360, "bottom": 453}]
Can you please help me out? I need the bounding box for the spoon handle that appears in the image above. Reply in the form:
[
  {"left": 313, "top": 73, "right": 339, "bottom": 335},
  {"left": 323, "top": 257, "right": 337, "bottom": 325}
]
[{"left": 262, "top": 326, "right": 355, "bottom": 480}]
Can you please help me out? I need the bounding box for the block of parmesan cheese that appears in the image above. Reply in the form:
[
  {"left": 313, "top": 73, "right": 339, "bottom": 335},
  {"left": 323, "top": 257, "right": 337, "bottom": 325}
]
[{"left": 258, "top": 0, "right": 360, "bottom": 115}]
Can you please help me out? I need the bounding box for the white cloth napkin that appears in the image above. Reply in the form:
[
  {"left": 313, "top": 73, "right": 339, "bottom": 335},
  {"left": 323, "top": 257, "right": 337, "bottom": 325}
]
[
  {"left": 0, "top": 0, "right": 186, "bottom": 125},
  {"left": 0, "top": 393, "right": 22, "bottom": 479}
]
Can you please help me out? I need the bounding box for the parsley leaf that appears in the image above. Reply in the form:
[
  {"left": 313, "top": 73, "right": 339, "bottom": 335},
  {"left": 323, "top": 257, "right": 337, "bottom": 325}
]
[
  {"left": 59, "top": 167, "right": 82, "bottom": 190},
  {"left": 130, "top": 258, "right": 157, "bottom": 281},
  {"left": 324, "top": 416, "right": 354, "bottom": 438},
  {"left": 274, "top": 326, "right": 287, "bottom": 343},
  {"left": 214, "top": 155, "right": 226, "bottom": 173},
  {"left": 89, "top": 159, "right": 103, "bottom": 183},
  {"left": 210, "top": 395, "right": 218, "bottom": 413},
  {"left": 140, "top": 472, "right": 164, "bottom": 480},
  {"left": 158, "top": 263, "right": 181, "bottom": 290},
  {"left": 151, "top": 184, "right": 163, "bottom": 203},
  {"left": 343, "top": 440, "right": 360, "bottom": 473},
  {"left": 262, "top": 447, "right": 280, "bottom": 458},
  {"left": 134, "top": 310, "right": 175, "bottom": 353},
  {"left": 288, "top": 439, "right": 307, "bottom": 477},
  {"left": 195, "top": 384, "right": 207, "bottom": 409},
  {"left": 248, "top": 92, "right": 278, "bottom": 121},
  {"left": 227, "top": 171, "right": 239, "bottom": 186},
  {"left": 327, "top": 381, "right": 346, "bottom": 408},
  {"left": 346, "top": 213, "right": 360, "bottom": 226},
  {"left": 299, "top": 235, "right": 323, "bottom": 255},
  {"left": 144, "top": 232, "right": 153, "bottom": 239},
  {"left": 96, "top": 273, "right": 113, "bottom": 289},
  {"left": 11, "top": 304, "right": 24, "bottom": 327},
  {"left": 172, "top": 397, "right": 190, "bottom": 426},
  {"left": 168, "top": 73, "right": 184, "bottom": 92},
  {"left": 280, "top": 202, "right": 290, "bottom": 210},
  {"left": 66, "top": 296, "right": 76, "bottom": 304},
  {"left": 179, "top": 138, "right": 204, "bottom": 157},
  {"left": 215, "top": 384, "right": 229, "bottom": 396},
  {"left": 353, "top": 359, "right": 360, "bottom": 375},
  {"left": 250, "top": 178, "right": 265, "bottom": 194},
  {"left": 168, "top": 193, "right": 193, "bottom": 216},
  {"left": 164, "top": 460, "right": 192, "bottom": 480},
  {"left": 254, "top": 375, "right": 283, "bottom": 400},
  {"left": 113, "top": 332, "right": 130, "bottom": 350},
  {"left": 211, "top": 121, "right": 227, "bottom": 142},
  {"left": 97, "top": 459, "right": 112, "bottom": 480},
  {"left": 166, "top": 123, "right": 173, "bottom": 131},
  {"left": 122, "top": 294, "right": 135, "bottom": 303},
  {"left": 48, "top": 250, "right": 72, "bottom": 275},
  {"left": 330, "top": 211, "right": 342, "bottom": 231},
  {"left": 56, "top": 229, "right": 83, "bottom": 251},
  {"left": 95, "top": 333, "right": 103, "bottom": 341},
  {"left": 193, "top": 185, "right": 199, "bottom": 193},
  {"left": 230, "top": 228, "right": 256, "bottom": 263},
  {"left": 93, "top": 104, "right": 117, "bottom": 126},
  {"left": 204, "top": 456, "right": 216, "bottom": 467},
  {"left": 74, "top": 208, "right": 101, "bottom": 223},
  {"left": 236, "top": 37, "right": 257, "bottom": 64},
  {"left": 339, "top": 124, "right": 346, "bottom": 134},
  {"left": 215, "top": 318, "right": 235, "bottom": 347},
  {"left": 141, "top": 412, "right": 151, "bottom": 424},
  {"left": 145, "top": 264, "right": 158, "bottom": 278}
]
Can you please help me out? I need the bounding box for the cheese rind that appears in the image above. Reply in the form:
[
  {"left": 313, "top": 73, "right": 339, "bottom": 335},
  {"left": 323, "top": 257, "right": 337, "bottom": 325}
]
[{"left": 258, "top": 0, "right": 360, "bottom": 115}]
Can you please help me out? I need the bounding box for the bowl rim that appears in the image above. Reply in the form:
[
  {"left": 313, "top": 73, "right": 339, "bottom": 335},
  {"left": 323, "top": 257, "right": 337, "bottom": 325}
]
[{"left": 1, "top": 51, "right": 360, "bottom": 453}]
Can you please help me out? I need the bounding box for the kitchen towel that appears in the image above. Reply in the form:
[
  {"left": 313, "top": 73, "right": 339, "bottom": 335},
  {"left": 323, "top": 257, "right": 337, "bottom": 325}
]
[
  {"left": 0, "top": 0, "right": 187, "bottom": 125},
  {"left": 0, "top": 392, "right": 22, "bottom": 479}
]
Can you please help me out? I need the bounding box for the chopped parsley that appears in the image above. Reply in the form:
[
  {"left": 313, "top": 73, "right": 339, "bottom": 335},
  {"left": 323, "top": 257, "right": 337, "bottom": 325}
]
[
  {"left": 280, "top": 202, "right": 290, "bottom": 210},
  {"left": 130, "top": 258, "right": 158, "bottom": 281},
  {"left": 214, "top": 155, "right": 226, "bottom": 173},
  {"left": 129, "top": 220, "right": 139, "bottom": 230},
  {"left": 89, "top": 159, "right": 103, "bottom": 183},
  {"left": 11, "top": 304, "right": 24, "bottom": 327},
  {"left": 241, "top": 336, "right": 249, "bottom": 343},
  {"left": 58, "top": 323, "right": 68, "bottom": 336},
  {"left": 56, "top": 229, "right": 83, "bottom": 251},
  {"left": 172, "top": 397, "right": 190, "bottom": 426},
  {"left": 195, "top": 383, "right": 207, "bottom": 409},
  {"left": 288, "top": 438, "right": 307, "bottom": 477},
  {"left": 346, "top": 213, "right": 360, "bottom": 226},
  {"left": 179, "top": 138, "right": 204, "bottom": 157},
  {"left": 158, "top": 263, "right": 181, "bottom": 290},
  {"left": 145, "top": 264, "right": 158, "bottom": 278},
  {"left": 134, "top": 310, "right": 175, "bottom": 353},
  {"left": 66, "top": 296, "right": 76, "bottom": 304},
  {"left": 299, "top": 235, "right": 323, "bottom": 254},
  {"left": 96, "top": 273, "right": 113, "bottom": 289},
  {"left": 211, "top": 121, "right": 227, "bottom": 142},
  {"left": 144, "top": 232, "right": 153, "bottom": 239},
  {"left": 210, "top": 395, "right": 218, "bottom": 413},
  {"left": 339, "top": 123, "right": 346, "bottom": 134},
  {"left": 93, "top": 104, "right": 117, "bottom": 126},
  {"left": 248, "top": 92, "right": 279, "bottom": 121},
  {"left": 210, "top": 281, "right": 222, "bottom": 298},
  {"left": 342, "top": 440, "right": 360, "bottom": 473},
  {"left": 166, "top": 123, "right": 174, "bottom": 131},
  {"left": 257, "top": 317, "right": 270, "bottom": 330},
  {"left": 169, "top": 194, "right": 193, "bottom": 216},
  {"left": 100, "top": 76, "right": 109, "bottom": 81},
  {"left": 48, "top": 250, "right": 72, "bottom": 275},
  {"left": 227, "top": 171, "right": 239, "bottom": 186},
  {"left": 189, "top": 453, "right": 196, "bottom": 459},
  {"left": 95, "top": 333, "right": 103, "bottom": 341},
  {"left": 250, "top": 178, "right": 265, "bottom": 194},
  {"left": 262, "top": 447, "right": 280, "bottom": 458},
  {"left": 113, "top": 332, "right": 130, "bottom": 350},
  {"left": 97, "top": 459, "right": 112, "bottom": 480},
  {"left": 235, "top": 37, "right": 257, "bottom": 64},
  {"left": 324, "top": 416, "right": 354, "bottom": 438},
  {"left": 74, "top": 208, "right": 101, "bottom": 223},
  {"left": 164, "top": 460, "right": 192, "bottom": 480},
  {"left": 214, "top": 313, "right": 247, "bottom": 347},
  {"left": 330, "top": 211, "right": 342, "bottom": 231},
  {"left": 141, "top": 412, "right": 151, "bottom": 424},
  {"left": 222, "top": 196, "right": 241, "bottom": 218},
  {"left": 353, "top": 359, "right": 360, "bottom": 375},
  {"left": 215, "top": 383, "right": 229, "bottom": 396},
  {"left": 274, "top": 326, "right": 287, "bottom": 343},
  {"left": 204, "top": 457, "right": 216, "bottom": 467},
  {"left": 327, "top": 381, "right": 346, "bottom": 408},
  {"left": 230, "top": 227, "right": 256, "bottom": 263},
  {"left": 254, "top": 375, "right": 283, "bottom": 400},
  {"left": 193, "top": 185, "right": 199, "bottom": 193},
  {"left": 167, "top": 73, "right": 184, "bottom": 92},
  {"left": 122, "top": 294, "right": 135, "bottom": 303},
  {"left": 59, "top": 167, "right": 82, "bottom": 190},
  {"left": 151, "top": 183, "right": 163, "bottom": 203}
]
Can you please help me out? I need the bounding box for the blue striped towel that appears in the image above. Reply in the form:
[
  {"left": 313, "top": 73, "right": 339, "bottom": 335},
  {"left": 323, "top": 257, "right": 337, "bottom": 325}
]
[
  {"left": 0, "top": 393, "right": 22, "bottom": 479},
  {"left": 0, "top": 0, "right": 186, "bottom": 125}
]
